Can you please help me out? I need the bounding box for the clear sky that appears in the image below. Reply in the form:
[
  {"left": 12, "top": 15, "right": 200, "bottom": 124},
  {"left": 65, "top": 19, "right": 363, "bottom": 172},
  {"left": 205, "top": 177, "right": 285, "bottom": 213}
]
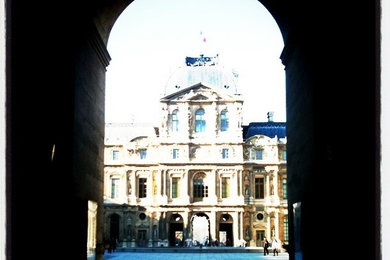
[{"left": 105, "top": 0, "right": 286, "bottom": 126}]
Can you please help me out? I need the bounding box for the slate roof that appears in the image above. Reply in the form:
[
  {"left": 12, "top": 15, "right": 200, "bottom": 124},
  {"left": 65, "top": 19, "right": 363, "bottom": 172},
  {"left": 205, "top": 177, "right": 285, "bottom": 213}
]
[{"left": 243, "top": 121, "right": 286, "bottom": 140}]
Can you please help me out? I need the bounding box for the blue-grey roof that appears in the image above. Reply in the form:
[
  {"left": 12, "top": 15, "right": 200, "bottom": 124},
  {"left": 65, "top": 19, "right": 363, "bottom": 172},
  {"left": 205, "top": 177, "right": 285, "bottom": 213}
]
[{"left": 243, "top": 122, "right": 286, "bottom": 140}]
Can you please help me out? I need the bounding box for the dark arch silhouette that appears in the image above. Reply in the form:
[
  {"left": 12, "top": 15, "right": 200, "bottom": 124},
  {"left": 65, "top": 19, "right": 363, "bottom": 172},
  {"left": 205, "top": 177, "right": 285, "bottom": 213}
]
[{"left": 5, "top": 0, "right": 379, "bottom": 260}]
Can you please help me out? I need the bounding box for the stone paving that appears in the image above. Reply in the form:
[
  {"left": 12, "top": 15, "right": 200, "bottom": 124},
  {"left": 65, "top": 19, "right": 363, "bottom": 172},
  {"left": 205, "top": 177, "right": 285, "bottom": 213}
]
[{"left": 103, "top": 251, "right": 289, "bottom": 260}]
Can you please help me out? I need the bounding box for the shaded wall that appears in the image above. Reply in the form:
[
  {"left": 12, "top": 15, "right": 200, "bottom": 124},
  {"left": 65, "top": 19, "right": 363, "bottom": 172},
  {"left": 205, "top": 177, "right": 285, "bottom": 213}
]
[{"left": 6, "top": 0, "right": 379, "bottom": 259}]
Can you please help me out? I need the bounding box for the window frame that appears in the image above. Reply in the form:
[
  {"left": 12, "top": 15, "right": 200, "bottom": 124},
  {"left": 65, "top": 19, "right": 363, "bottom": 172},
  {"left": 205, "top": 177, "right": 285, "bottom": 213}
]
[
  {"left": 195, "top": 109, "right": 206, "bottom": 133},
  {"left": 112, "top": 150, "right": 119, "bottom": 160},
  {"left": 193, "top": 173, "right": 208, "bottom": 200},
  {"left": 171, "top": 109, "right": 179, "bottom": 132},
  {"left": 282, "top": 178, "right": 287, "bottom": 199},
  {"left": 254, "top": 149, "right": 263, "bottom": 160},
  {"left": 220, "top": 110, "right": 229, "bottom": 132},
  {"left": 171, "top": 177, "right": 180, "bottom": 198},
  {"left": 111, "top": 178, "right": 119, "bottom": 198},
  {"left": 222, "top": 148, "right": 229, "bottom": 159},
  {"left": 138, "top": 177, "right": 147, "bottom": 198},
  {"left": 139, "top": 149, "right": 147, "bottom": 160},
  {"left": 173, "top": 148, "right": 179, "bottom": 159},
  {"left": 221, "top": 177, "right": 230, "bottom": 198},
  {"left": 254, "top": 177, "right": 265, "bottom": 199}
]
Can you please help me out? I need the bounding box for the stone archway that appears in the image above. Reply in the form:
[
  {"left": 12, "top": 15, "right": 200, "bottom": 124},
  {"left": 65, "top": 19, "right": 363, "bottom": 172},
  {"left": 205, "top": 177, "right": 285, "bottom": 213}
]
[
  {"left": 191, "top": 213, "right": 210, "bottom": 247},
  {"left": 5, "top": 1, "right": 378, "bottom": 260},
  {"left": 218, "top": 213, "right": 234, "bottom": 247},
  {"left": 168, "top": 213, "right": 184, "bottom": 247}
]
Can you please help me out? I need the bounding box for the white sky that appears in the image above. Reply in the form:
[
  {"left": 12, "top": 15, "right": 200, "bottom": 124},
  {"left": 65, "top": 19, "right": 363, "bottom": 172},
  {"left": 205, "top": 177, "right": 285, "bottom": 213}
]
[{"left": 105, "top": 0, "right": 286, "bottom": 126}]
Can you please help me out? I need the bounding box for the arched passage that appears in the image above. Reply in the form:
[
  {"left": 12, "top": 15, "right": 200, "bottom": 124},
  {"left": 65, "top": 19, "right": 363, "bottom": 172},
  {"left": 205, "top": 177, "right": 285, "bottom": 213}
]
[
  {"left": 191, "top": 213, "right": 210, "bottom": 246},
  {"left": 218, "top": 213, "right": 233, "bottom": 247},
  {"left": 109, "top": 214, "right": 120, "bottom": 240},
  {"left": 5, "top": 1, "right": 378, "bottom": 260},
  {"left": 168, "top": 213, "right": 184, "bottom": 247}
]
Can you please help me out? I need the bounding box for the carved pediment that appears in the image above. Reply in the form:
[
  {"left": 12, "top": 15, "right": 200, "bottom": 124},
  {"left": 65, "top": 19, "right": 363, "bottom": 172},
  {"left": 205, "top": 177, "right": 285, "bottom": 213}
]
[
  {"left": 246, "top": 135, "right": 272, "bottom": 147},
  {"left": 189, "top": 94, "right": 209, "bottom": 100},
  {"left": 161, "top": 83, "right": 240, "bottom": 102}
]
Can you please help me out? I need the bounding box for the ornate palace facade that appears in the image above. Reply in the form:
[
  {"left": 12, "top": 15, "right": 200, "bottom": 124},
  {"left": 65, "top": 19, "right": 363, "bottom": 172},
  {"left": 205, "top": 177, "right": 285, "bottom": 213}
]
[{"left": 103, "top": 56, "right": 287, "bottom": 248}]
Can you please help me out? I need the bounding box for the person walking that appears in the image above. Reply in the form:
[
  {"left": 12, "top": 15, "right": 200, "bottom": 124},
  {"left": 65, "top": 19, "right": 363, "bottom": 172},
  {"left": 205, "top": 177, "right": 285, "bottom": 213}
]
[
  {"left": 272, "top": 237, "right": 281, "bottom": 256},
  {"left": 263, "top": 237, "right": 270, "bottom": 255}
]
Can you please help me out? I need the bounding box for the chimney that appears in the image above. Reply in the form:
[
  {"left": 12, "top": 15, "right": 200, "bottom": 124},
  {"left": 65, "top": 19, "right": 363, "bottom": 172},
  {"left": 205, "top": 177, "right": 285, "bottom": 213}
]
[{"left": 267, "top": 111, "right": 274, "bottom": 122}]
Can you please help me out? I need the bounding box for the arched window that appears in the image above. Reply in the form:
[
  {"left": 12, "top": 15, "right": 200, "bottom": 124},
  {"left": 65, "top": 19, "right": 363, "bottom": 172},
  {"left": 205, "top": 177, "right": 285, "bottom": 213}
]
[
  {"left": 220, "top": 110, "right": 229, "bottom": 131},
  {"left": 193, "top": 173, "right": 208, "bottom": 201},
  {"left": 171, "top": 109, "right": 179, "bottom": 132},
  {"left": 195, "top": 109, "right": 205, "bottom": 132}
]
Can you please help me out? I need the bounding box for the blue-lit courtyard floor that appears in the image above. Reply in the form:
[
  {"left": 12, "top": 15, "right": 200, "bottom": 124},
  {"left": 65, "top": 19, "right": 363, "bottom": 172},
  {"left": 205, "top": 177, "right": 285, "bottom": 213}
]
[{"left": 103, "top": 252, "right": 289, "bottom": 260}]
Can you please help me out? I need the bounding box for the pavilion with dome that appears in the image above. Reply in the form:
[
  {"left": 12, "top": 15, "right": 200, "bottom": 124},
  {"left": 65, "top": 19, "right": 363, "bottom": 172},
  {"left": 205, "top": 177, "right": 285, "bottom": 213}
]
[{"left": 102, "top": 54, "right": 288, "bottom": 249}]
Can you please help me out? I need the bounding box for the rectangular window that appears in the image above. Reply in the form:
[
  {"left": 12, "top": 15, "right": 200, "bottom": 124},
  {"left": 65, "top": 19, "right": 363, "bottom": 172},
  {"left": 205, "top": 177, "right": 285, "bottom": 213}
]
[
  {"left": 112, "top": 150, "right": 119, "bottom": 160},
  {"left": 173, "top": 149, "right": 179, "bottom": 159},
  {"left": 283, "top": 150, "right": 287, "bottom": 161},
  {"left": 111, "top": 179, "right": 119, "bottom": 198},
  {"left": 222, "top": 148, "right": 229, "bottom": 159},
  {"left": 284, "top": 217, "right": 289, "bottom": 241},
  {"left": 221, "top": 177, "right": 230, "bottom": 198},
  {"left": 139, "top": 149, "right": 147, "bottom": 160},
  {"left": 172, "top": 177, "right": 180, "bottom": 198},
  {"left": 282, "top": 178, "right": 287, "bottom": 199},
  {"left": 139, "top": 178, "right": 147, "bottom": 198},
  {"left": 255, "top": 149, "right": 263, "bottom": 160},
  {"left": 255, "top": 177, "right": 265, "bottom": 199}
]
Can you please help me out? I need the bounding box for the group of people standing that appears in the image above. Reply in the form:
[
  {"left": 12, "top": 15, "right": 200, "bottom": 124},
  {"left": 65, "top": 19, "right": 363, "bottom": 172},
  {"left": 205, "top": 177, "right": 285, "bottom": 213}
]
[{"left": 263, "top": 237, "right": 281, "bottom": 256}]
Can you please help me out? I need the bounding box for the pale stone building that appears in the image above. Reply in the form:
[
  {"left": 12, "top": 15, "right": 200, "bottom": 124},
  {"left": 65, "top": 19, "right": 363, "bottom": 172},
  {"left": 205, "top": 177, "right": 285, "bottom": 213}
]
[{"left": 103, "top": 55, "right": 287, "bottom": 248}]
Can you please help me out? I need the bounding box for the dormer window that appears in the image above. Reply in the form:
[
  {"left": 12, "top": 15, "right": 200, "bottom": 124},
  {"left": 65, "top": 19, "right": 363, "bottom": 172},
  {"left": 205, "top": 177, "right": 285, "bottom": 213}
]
[
  {"left": 254, "top": 149, "right": 263, "bottom": 160},
  {"left": 195, "top": 109, "right": 206, "bottom": 132},
  {"left": 220, "top": 110, "right": 229, "bottom": 132}
]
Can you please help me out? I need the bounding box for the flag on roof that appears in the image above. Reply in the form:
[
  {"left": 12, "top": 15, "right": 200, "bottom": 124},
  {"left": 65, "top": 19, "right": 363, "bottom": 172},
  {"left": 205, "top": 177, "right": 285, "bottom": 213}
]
[{"left": 200, "top": 31, "right": 206, "bottom": 43}]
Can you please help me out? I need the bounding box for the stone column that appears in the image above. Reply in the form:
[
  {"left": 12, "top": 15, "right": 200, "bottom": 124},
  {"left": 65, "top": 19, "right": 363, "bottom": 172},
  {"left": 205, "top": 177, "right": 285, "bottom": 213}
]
[
  {"left": 266, "top": 214, "right": 271, "bottom": 238},
  {"left": 238, "top": 169, "right": 244, "bottom": 202},
  {"left": 273, "top": 170, "right": 280, "bottom": 205},
  {"left": 209, "top": 211, "right": 216, "bottom": 242},
  {"left": 209, "top": 169, "right": 218, "bottom": 203},
  {"left": 239, "top": 211, "right": 244, "bottom": 243},
  {"left": 182, "top": 170, "right": 190, "bottom": 204},
  {"left": 129, "top": 171, "right": 137, "bottom": 204},
  {"left": 211, "top": 101, "right": 218, "bottom": 137},
  {"left": 162, "top": 170, "right": 168, "bottom": 203},
  {"left": 274, "top": 211, "right": 280, "bottom": 239},
  {"left": 148, "top": 215, "right": 153, "bottom": 247},
  {"left": 264, "top": 172, "right": 270, "bottom": 199},
  {"left": 187, "top": 212, "right": 193, "bottom": 241},
  {"left": 156, "top": 169, "right": 163, "bottom": 201},
  {"left": 232, "top": 211, "right": 239, "bottom": 247}
]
